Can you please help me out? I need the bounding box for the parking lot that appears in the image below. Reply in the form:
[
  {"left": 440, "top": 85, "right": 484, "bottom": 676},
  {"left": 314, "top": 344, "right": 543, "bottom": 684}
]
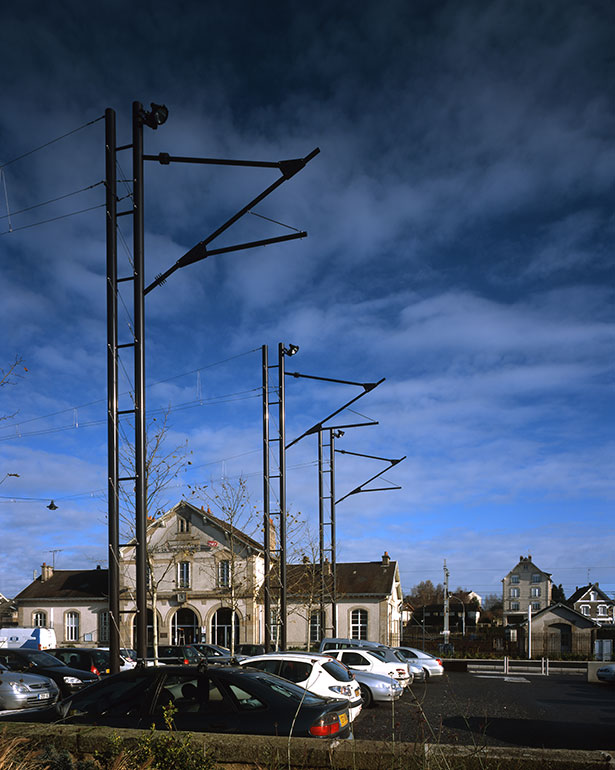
[{"left": 352, "top": 671, "right": 615, "bottom": 750}]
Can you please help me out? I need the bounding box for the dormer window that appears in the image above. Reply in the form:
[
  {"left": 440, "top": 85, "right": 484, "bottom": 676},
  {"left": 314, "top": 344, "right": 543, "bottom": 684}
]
[
  {"left": 178, "top": 517, "right": 190, "bottom": 533},
  {"left": 590, "top": 592, "right": 597, "bottom": 602}
]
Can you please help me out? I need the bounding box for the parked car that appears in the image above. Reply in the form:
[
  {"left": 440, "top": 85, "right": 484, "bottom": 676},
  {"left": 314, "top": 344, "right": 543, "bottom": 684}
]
[
  {"left": 394, "top": 647, "right": 444, "bottom": 679},
  {"left": 47, "top": 648, "right": 112, "bottom": 676},
  {"left": 0, "top": 648, "right": 98, "bottom": 698},
  {"left": 596, "top": 664, "right": 615, "bottom": 683},
  {"left": 0, "top": 662, "right": 59, "bottom": 711},
  {"left": 147, "top": 645, "right": 203, "bottom": 665},
  {"left": 350, "top": 669, "right": 404, "bottom": 707},
  {"left": 319, "top": 637, "right": 422, "bottom": 684},
  {"left": 0, "top": 664, "right": 352, "bottom": 737},
  {"left": 240, "top": 652, "right": 363, "bottom": 721},
  {"left": 96, "top": 648, "right": 136, "bottom": 671},
  {"left": 325, "top": 648, "right": 411, "bottom": 687},
  {"left": 190, "top": 643, "right": 243, "bottom": 663},
  {"left": 319, "top": 637, "right": 388, "bottom": 654},
  {"left": 236, "top": 643, "right": 266, "bottom": 657}
]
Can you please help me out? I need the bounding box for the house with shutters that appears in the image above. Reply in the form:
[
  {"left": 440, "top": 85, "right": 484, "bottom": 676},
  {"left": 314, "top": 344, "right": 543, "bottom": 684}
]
[
  {"left": 566, "top": 583, "right": 615, "bottom": 625},
  {"left": 502, "top": 554, "right": 552, "bottom": 626}
]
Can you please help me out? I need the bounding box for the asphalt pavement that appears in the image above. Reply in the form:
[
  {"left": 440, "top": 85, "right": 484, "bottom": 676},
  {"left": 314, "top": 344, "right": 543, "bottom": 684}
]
[{"left": 352, "top": 671, "right": 615, "bottom": 751}]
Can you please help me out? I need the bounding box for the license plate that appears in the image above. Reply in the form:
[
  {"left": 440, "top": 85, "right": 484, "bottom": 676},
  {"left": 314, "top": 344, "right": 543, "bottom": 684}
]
[
  {"left": 38, "top": 693, "right": 50, "bottom": 700},
  {"left": 339, "top": 713, "right": 348, "bottom": 727}
]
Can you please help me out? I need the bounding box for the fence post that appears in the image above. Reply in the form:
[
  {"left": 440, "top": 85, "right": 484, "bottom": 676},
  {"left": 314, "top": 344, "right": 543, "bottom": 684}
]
[{"left": 503, "top": 655, "right": 508, "bottom": 674}]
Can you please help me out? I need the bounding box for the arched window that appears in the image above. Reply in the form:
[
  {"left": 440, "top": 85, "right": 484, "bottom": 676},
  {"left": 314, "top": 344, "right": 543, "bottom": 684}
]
[
  {"left": 351, "top": 609, "right": 368, "bottom": 640},
  {"left": 65, "top": 611, "right": 80, "bottom": 642},
  {"left": 32, "top": 611, "right": 47, "bottom": 627},
  {"left": 172, "top": 607, "right": 200, "bottom": 644},
  {"left": 211, "top": 608, "right": 239, "bottom": 648}
]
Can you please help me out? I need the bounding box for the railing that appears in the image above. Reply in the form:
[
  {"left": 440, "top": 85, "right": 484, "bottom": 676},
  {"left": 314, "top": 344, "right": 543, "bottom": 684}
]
[{"left": 464, "top": 657, "right": 587, "bottom": 676}]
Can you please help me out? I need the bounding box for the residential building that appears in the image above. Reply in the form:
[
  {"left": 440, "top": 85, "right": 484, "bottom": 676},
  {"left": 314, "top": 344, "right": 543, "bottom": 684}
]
[
  {"left": 502, "top": 554, "right": 552, "bottom": 626},
  {"left": 286, "top": 551, "right": 404, "bottom": 648},
  {"left": 12, "top": 564, "right": 109, "bottom": 644},
  {"left": 566, "top": 583, "right": 615, "bottom": 625}
]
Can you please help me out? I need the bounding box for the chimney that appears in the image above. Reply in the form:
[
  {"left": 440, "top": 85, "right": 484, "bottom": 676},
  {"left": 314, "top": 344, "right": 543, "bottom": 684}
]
[
  {"left": 40, "top": 562, "right": 53, "bottom": 582},
  {"left": 381, "top": 551, "right": 390, "bottom": 567}
]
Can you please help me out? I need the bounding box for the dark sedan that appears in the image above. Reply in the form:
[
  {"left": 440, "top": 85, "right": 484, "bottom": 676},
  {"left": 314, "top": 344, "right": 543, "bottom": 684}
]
[
  {"left": 0, "top": 665, "right": 351, "bottom": 738},
  {"left": 0, "top": 649, "right": 98, "bottom": 698},
  {"left": 47, "top": 648, "right": 111, "bottom": 677}
]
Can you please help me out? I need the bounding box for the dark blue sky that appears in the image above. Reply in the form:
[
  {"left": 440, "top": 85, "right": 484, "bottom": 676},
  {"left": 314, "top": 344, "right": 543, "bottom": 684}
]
[{"left": 0, "top": 0, "right": 613, "bottom": 599}]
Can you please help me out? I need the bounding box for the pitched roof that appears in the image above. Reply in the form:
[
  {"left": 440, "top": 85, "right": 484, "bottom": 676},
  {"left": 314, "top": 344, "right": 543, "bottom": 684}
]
[
  {"left": 521, "top": 602, "right": 598, "bottom": 628},
  {"left": 14, "top": 569, "right": 108, "bottom": 601},
  {"left": 157, "top": 500, "right": 264, "bottom": 553},
  {"left": 287, "top": 560, "right": 398, "bottom": 599},
  {"left": 567, "top": 583, "right": 614, "bottom": 606}
]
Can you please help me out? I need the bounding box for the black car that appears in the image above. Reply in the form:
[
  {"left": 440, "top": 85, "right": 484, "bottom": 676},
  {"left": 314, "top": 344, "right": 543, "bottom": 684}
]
[
  {"left": 0, "top": 648, "right": 99, "bottom": 698},
  {"left": 146, "top": 645, "right": 203, "bottom": 665},
  {"left": 236, "top": 643, "right": 266, "bottom": 657},
  {"left": 191, "top": 643, "right": 243, "bottom": 663},
  {"left": 0, "top": 665, "right": 351, "bottom": 738},
  {"left": 48, "top": 647, "right": 112, "bottom": 676}
]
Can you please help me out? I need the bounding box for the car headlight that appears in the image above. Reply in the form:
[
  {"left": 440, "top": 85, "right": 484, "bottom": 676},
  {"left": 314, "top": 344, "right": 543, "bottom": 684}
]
[
  {"left": 329, "top": 685, "right": 352, "bottom": 697},
  {"left": 63, "top": 676, "right": 83, "bottom": 685},
  {"left": 9, "top": 682, "right": 29, "bottom": 694}
]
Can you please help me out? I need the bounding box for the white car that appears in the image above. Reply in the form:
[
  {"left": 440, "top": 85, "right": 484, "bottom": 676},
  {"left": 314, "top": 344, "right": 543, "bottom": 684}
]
[
  {"left": 325, "top": 648, "right": 412, "bottom": 687},
  {"left": 394, "top": 647, "right": 444, "bottom": 679},
  {"left": 240, "top": 652, "right": 363, "bottom": 721}
]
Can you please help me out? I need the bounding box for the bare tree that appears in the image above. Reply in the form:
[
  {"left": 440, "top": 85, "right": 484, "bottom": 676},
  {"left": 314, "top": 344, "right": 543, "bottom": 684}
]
[
  {"left": 189, "top": 477, "right": 259, "bottom": 657},
  {"left": 118, "top": 408, "right": 191, "bottom": 655}
]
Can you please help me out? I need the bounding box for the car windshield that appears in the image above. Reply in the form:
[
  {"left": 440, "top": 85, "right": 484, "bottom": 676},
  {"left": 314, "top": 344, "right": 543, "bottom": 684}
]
[{"left": 8, "top": 650, "right": 64, "bottom": 667}]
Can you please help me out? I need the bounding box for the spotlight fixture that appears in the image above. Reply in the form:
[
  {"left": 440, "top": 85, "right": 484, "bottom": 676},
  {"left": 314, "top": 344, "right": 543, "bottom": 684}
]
[
  {"left": 47, "top": 500, "right": 58, "bottom": 511},
  {"left": 333, "top": 429, "right": 345, "bottom": 438},
  {"left": 141, "top": 102, "right": 169, "bottom": 130},
  {"left": 282, "top": 344, "right": 299, "bottom": 357}
]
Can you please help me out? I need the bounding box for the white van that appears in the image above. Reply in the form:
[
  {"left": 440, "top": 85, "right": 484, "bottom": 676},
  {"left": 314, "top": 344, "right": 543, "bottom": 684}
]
[{"left": 0, "top": 627, "right": 57, "bottom": 650}]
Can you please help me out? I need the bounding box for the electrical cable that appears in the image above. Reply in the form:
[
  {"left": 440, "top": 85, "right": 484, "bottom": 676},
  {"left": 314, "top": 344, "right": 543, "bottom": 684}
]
[
  {"left": 0, "top": 202, "right": 106, "bottom": 235},
  {"left": 0, "top": 349, "right": 260, "bottom": 432},
  {"left": 0, "top": 181, "right": 104, "bottom": 221},
  {"left": 0, "top": 116, "right": 104, "bottom": 170}
]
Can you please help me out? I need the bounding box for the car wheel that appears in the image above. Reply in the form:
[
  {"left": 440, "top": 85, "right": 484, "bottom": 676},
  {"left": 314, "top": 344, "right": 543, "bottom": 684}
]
[
  {"left": 407, "top": 671, "right": 414, "bottom": 686},
  {"left": 359, "top": 683, "right": 373, "bottom": 708},
  {"left": 423, "top": 668, "right": 430, "bottom": 679}
]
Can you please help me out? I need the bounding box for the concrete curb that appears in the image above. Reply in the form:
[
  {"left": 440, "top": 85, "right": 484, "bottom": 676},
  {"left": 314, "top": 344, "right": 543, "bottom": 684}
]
[{"left": 1, "top": 723, "right": 614, "bottom": 769}]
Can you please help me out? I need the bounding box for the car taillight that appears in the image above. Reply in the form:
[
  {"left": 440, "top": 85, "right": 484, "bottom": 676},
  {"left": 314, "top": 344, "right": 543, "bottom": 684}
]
[
  {"left": 183, "top": 658, "right": 189, "bottom": 665},
  {"left": 436, "top": 659, "right": 443, "bottom": 666},
  {"left": 309, "top": 713, "right": 342, "bottom": 737},
  {"left": 90, "top": 665, "right": 100, "bottom": 676}
]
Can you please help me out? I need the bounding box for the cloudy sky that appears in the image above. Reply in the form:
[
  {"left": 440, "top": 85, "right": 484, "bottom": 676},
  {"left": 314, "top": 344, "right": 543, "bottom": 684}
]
[{"left": 0, "top": 1, "right": 613, "bottom": 602}]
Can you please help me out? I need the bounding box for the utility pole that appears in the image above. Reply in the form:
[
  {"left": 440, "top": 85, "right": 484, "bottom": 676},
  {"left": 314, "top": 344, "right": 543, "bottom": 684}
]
[
  {"left": 106, "top": 101, "right": 318, "bottom": 672},
  {"left": 443, "top": 560, "right": 450, "bottom": 644}
]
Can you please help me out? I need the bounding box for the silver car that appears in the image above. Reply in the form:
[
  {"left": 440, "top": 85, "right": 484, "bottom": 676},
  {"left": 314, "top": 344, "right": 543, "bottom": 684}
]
[
  {"left": 351, "top": 669, "right": 404, "bottom": 707},
  {"left": 394, "top": 647, "right": 444, "bottom": 679},
  {"left": 0, "top": 662, "right": 59, "bottom": 711}
]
